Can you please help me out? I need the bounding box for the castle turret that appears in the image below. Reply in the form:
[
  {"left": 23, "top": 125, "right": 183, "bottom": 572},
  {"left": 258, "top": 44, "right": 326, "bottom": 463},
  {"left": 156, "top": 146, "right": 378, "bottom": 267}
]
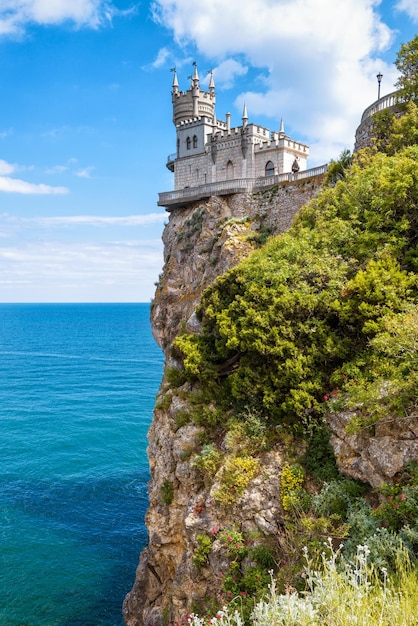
[{"left": 172, "top": 64, "right": 216, "bottom": 126}]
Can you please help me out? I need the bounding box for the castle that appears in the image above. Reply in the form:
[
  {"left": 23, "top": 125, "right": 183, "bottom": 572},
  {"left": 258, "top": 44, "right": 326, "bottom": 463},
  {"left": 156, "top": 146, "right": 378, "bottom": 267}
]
[{"left": 158, "top": 65, "right": 312, "bottom": 210}]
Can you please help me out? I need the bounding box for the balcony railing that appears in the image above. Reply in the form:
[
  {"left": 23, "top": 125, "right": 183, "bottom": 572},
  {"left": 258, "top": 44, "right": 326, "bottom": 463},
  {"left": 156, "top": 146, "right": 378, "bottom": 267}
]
[
  {"left": 158, "top": 164, "right": 328, "bottom": 209},
  {"left": 360, "top": 90, "right": 401, "bottom": 123}
]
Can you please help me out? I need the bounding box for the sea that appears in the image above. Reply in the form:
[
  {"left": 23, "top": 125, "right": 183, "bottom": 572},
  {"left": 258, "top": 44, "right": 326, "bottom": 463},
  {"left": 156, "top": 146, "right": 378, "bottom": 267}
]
[{"left": 0, "top": 303, "right": 164, "bottom": 626}]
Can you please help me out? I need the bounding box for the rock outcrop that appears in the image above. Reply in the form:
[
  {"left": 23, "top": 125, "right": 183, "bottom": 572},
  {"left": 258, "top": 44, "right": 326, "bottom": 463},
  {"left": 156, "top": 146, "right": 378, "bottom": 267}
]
[
  {"left": 329, "top": 410, "right": 418, "bottom": 488},
  {"left": 123, "top": 178, "right": 324, "bottom": 626}
]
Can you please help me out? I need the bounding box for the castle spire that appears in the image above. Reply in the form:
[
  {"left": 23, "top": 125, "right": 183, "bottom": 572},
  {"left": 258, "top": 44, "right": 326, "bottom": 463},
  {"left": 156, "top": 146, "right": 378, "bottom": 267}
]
[
  {"left": 209, "top": 70, "right": 215, "bottom": 93},
  {"left": 191, "top": 63, "right": 200, "bottom": 118},
  {"left": 242, "top": 102, "right": 248, "bottom": 127},
  {"left": 171, "top": 68, "right": 179, "bottom": 94},
  {"left": 192, "top": 62, "right": 199, "bottom": 85},
  {"left": 279, "top": 118, "right": 285, "bottom": 134}
]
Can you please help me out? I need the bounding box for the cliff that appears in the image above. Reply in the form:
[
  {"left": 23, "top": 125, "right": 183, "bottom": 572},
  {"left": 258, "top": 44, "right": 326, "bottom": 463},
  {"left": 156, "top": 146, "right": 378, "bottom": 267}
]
[
  {"left": 123, "top": 177, "right": 325, "bottom": 625},
  {"left": 124, "top": 144, "right": 418, "bottom": 626}
]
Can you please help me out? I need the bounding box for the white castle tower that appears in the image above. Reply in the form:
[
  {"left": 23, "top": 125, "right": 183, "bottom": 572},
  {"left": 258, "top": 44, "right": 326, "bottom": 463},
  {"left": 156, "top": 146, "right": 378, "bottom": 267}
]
[{"left": 160, "top": 65, "right": 309, "bottom": 208}]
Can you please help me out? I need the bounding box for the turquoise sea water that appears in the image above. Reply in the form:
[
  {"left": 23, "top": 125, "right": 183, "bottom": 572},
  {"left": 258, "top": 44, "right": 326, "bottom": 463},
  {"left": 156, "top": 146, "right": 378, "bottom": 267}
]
[{"left": 0, "top": 303, "right": 164, "bottom": 626}]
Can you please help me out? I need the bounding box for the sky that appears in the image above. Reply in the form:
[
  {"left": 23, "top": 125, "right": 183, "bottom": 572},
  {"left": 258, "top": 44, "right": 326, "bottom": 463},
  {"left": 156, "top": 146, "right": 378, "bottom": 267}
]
[{"left": 0, "top": 0, "right": 416, "bottom": 302}]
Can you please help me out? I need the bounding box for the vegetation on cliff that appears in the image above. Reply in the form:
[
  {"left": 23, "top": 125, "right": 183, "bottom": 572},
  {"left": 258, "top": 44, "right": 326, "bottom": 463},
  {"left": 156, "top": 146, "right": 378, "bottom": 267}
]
[{"left": 175, "top": 144, "right": 417, "bottom": 436}]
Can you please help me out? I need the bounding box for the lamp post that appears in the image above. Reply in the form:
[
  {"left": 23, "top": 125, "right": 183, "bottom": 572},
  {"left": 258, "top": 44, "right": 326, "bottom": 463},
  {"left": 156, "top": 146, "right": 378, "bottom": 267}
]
[{"left": 377, "top": 72, "right": 383, "bottom": 100}]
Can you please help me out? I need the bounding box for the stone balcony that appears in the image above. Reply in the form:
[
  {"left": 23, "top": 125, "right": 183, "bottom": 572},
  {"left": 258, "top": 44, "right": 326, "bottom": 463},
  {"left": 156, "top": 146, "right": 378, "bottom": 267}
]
[{"left": 158, "top": 164, "right": 328, "bottom": 210}]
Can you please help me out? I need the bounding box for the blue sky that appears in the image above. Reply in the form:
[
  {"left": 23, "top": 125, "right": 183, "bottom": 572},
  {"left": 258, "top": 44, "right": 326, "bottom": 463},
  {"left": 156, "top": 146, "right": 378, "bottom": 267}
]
[{"left": 0, "top": 0, "right": 416, "bottom": 302}]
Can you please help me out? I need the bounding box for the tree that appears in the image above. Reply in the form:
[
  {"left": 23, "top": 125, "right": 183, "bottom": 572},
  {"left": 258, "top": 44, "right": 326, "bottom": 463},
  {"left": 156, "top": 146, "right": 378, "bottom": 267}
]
[
  {"left": 373, "top": 101, "right": 418, "bottom": 155},
  {"left": 325, "top": 149, "right": 353, "bottom": 186},
  {"left": 395, "top": 34, "right": 418, "bottom": 102},
  {"left": 175, "top": 146, "right": 418, "bottom": 429}
]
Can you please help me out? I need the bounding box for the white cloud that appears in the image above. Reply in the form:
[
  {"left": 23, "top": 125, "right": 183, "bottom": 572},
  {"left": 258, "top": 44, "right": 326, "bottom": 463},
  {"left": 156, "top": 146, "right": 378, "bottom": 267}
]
[
  {"left": 15, "top": 212, "right": 167, "bottom": 227},
  {"left": 0, "top": 0, "right": 138, "bottom": 35},
  {"left": 0, "top": 159, "right": 17, "bottom": 175},
  {"left": 396, "top": 0, "right": 418, "bottom": 22},
  {"left": 4, "top": 212, "right": 167, "bottom": 226},
  {"left": 45, "top": 164, "right": 69, "bottom": 174},
  {"left": 75, "top": 166, "right": 95, "bottom": 178},
  {"left": 152, "top": 47, "right": 171, "bottom": 68},
  {"left": 0, "top": 238, "right": 164, "bottom": 302},
  {"left": 211, "top": 59, "right": 248, "bottom": 89},
  {"left": 153, "top": 0, "right": 398, "bottom": 162},
  {"left": 0, "top": 176, "right": 68, "bottom": 194}
]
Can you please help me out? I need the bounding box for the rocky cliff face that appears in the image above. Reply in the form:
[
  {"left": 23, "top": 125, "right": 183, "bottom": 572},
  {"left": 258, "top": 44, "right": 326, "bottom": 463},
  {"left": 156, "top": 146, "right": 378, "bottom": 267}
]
[
  {"left": 329, "top": 410, "right": 418, "bottom": 489},
  {"left": 123, "top": 178, "right": 325, "bottom": 626}
]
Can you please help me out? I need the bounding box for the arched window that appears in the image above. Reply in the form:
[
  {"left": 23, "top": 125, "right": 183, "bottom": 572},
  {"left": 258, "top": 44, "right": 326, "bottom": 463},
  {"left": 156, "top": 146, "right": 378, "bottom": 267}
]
[
  {"left": 177, "top": 138, "right": 180, "bottom": 157},
  {"left": 226, "top": 160, "right": 234, "bottom": 179},
  {"left": 193, "top": 135, "right": 198, "bottom": 148},
  {"left": 186, "top": 137, "right": 191, "bottom": 150},
  {"left": 265, "top": 161, "right": 275, "bottom": 176}
]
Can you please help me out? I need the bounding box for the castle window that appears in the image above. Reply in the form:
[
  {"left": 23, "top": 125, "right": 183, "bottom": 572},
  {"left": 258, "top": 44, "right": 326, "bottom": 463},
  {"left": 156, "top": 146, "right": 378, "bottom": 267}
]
[
  {"left": 177, "top": 138, "right": 180, "bottom": 157},
  {"left": 265, "top": 161, "right": 275, "bottom": 176},
  {"left": 193, "top": 135, "right": 198, "bottom": 148},
  {"left": 226, "top": 160, "right": 234, "bottom": 179},
  {"left": 186, "top": 137, "right": 191, "bottom": 150}
]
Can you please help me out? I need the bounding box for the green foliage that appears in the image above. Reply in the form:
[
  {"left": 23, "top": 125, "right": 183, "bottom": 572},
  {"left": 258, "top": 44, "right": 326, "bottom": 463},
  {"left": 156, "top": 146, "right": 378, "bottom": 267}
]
[
  {"left": 300, "top": 426, "right": 340, "bottom": 482},
  {"left": 372, "top": 108, "right": 397, "bottom": 153},
  {"left": 280, "top": 464, "right": 310, "bottom": 513},
  {"left": 155, "top": 392, "right": 172, "bottom": 411},
  {"left": 218, "top": 528, "right": 247, "bottom": 561},
  {"left": 177, "top": 207, "right": 205, "bottom": 250},
  {"left": 165, "top": 365, "right": 187, "bottom": 388},
  {"left": 214, "top": 528, "right": 272, "bottom": 622},
  {"left": 381, "top": 102, "right": 418, "bottom": 155},
  {"left": 160, "top": 479, "right": 174, "bottom": 506},
  {"left": 395, "top": 34, "right": 418, "bottom": 102},
  {"left": 193, "top": 444, "right": 222, "bottom": 479},
  {"left": 174, "top": 144, "right": 418, "bottom": 435},
  {"left": 247, "top": 224, "right": 275, "bottom": 246},
  {"left": 250, "top": 544, "right": 276, "bottom": 569},
  {"left": 212, "top": 456, "right": 260, "bottom": 505},
  {"left": 189, "top": 545, "right": 418, "bottom": 626},
  {"left": 373, "top": 484, "right": 418, "bottom": 532},
  {"left": 193, "top": 533, "right": 212, "bottom": 569},
  {"left": 325, "top": 148, "right": 352, "bottom": 186},
  {"left": 312, "top": 478, "right": 364, "bottom": 519},
  {"left": 344, "top": 305, "right": 418, "bottom": 430},
  {"left": 225, "top": 407, "right": 269, "bottom": 455}
]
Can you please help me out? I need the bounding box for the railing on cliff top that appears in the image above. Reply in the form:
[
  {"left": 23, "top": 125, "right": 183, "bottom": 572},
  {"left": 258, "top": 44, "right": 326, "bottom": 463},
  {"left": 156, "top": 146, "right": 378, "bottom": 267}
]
[
  {"left": 158, "top": 163, "right": 328, "bottom": 209},
  {"left": 359, "top": 90, "right": 401, "bottom": 123}
]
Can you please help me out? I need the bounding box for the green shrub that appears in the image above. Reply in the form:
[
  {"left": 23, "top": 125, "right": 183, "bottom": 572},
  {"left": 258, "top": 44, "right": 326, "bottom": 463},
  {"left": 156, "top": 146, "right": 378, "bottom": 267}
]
[
  {"left": 165, "top": 365, "right": 187, "bottom": 388},
  {"left": 280, "top": 463, "right": 310, "bottom": 513},
  {"left": 160, "top": 479, "right": 174, "bottom": 505},
  {"left": 372, "top": 483, "right": 418, "bottom": 532},
  {"left": 300, "top": 426, "right": 340, "bottom": 482},
  {"left": 250, "top": 544, "right": 276, "bottom": 569},
  {"left": 212, "top": 456, "right": 260, "bottom": 505},
  {"left": 312, "top": 478, "right": 365, "bottom": 519},
  {"left": 193, "top": 444, "right": 222, "bottom": 479},
  {"left": 218, "top": 528, "right": 247, "bottom": 561},
  {"left": 193, "top": 533, "right": 212, "bottom": 569}
]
